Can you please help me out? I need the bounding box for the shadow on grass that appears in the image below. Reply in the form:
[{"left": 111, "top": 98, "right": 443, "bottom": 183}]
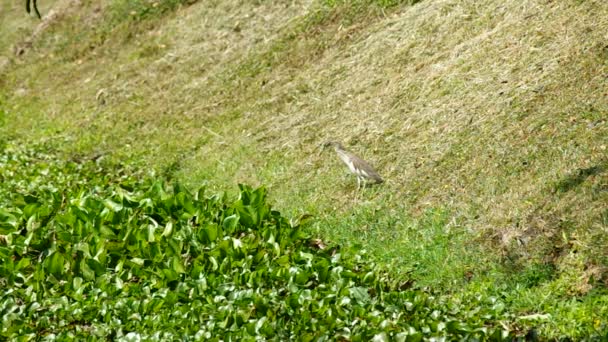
[{"left": 554, "top": 162, "right": 607, "bottom": 193}]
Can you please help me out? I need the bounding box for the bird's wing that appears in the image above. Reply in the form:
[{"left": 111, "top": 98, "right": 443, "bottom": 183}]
[{"left": 350, "top": 154, "right": 383, "bottom": 182}]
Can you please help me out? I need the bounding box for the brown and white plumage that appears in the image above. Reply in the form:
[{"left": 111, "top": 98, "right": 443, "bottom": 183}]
[{"left": 323, "top": 141, "right": 383, "bottom": 189}]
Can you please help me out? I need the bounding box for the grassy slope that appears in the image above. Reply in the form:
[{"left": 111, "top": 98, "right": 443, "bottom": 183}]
[{"left": 1, "top": 0, "right": 607, "bottom": 338}]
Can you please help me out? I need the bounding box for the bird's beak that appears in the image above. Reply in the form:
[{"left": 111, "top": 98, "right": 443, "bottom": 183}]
[
  {"left": 318, "top": 142, "right": 329, "bottom": 155},
  {"left": 317, "top": 144, "right": 325, "bottom": 155}
]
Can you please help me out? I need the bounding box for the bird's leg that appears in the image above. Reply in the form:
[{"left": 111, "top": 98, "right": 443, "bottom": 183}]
[{"left": 354, "top": 178, "right": 360, "bottom": 203}]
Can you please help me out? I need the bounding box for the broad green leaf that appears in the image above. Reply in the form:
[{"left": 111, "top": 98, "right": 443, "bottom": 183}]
[
  {"left": 223, "top": 214, "right": 239, "bottom": 233},
  {"left": 16, "top": 257, "right": 31, "bottom": 271},
  {"left": 131, "top": 258, "right": 145, "bottom": 266},
  {"left": 172, "top": 256, "right": 185, "bottom": 274},
  {"left": 103, "top": 199, "right": 123, "bottom": 212},
  {"left": 23, "top": 203, "right": 40, "bottom": 218},
  {"left": 73, "top": 276, "right": 83, "bottom": 290},
  {"left": 162, "top": 221, "right": 173, "bottom": 237},
  {"left": 45, "top": 251, "right": 65, "bottom": 275},
  {"left": 349, "top": 287, "right": 370, "bottom": 304},
  {"left": 372, "top": 333, "right": 389, "bottom": 342},
  {"left": 148, "top": 224, "right": 156, "bottom": 242},
  {"left": 86, "top": 258, "right": 105, "bottom": 276},
  {"left": 0, "top": 209, "right": 18, "bottom": 233},
  {"left": 80, "top": 259, "right": 95, "bottom": 280}
]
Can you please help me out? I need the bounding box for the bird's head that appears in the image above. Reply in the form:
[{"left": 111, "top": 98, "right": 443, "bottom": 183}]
[{"left": 321, "top": 141, "right": 343, "bottom": 150}]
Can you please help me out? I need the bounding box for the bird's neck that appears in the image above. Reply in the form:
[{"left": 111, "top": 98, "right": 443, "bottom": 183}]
[{"left": 335, "top": 149, "right": 351, "bottom": 163}]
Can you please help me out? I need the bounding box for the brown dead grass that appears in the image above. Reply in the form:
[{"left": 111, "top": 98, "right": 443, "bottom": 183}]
[
  {"left": 192, "top": 0, "right": 608, "bottom": 286},
  {"left": 205, "top": 0, "right": 608, "bottom": 231}
]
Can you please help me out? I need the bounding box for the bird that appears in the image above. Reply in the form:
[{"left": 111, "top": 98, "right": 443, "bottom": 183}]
[{"left": 323, "top": 141, "right": 384, "bottom": 189}]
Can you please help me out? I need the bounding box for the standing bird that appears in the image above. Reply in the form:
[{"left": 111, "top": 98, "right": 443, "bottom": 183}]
[{"left": 323, "top": 141, "right": 384, "bottom": 189}]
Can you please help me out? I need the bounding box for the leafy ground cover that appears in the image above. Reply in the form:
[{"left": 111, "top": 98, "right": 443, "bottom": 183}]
[{"left": 0, "top": 142, "right": 519, "bottom": 340}]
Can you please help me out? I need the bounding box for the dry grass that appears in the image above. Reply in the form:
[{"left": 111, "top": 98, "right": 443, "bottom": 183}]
[
  {"left": 184, "top": 0, "right": 608, "bottom": 275},
  {"left": 1, "top": 0, "right": 608, "bottom": 337}
]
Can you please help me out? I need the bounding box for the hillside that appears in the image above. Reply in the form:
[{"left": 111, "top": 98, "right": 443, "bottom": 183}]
[{"left": 1, "top": 0, "right": 607, "bottom": 339}]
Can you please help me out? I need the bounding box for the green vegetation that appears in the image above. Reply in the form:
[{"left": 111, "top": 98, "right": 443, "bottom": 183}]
[
  {"left": 1, "top": 143, "right": 515, "bottom": 339},
  {"left": 1, "top": 0, "right": 607, "bottom": 339}
]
